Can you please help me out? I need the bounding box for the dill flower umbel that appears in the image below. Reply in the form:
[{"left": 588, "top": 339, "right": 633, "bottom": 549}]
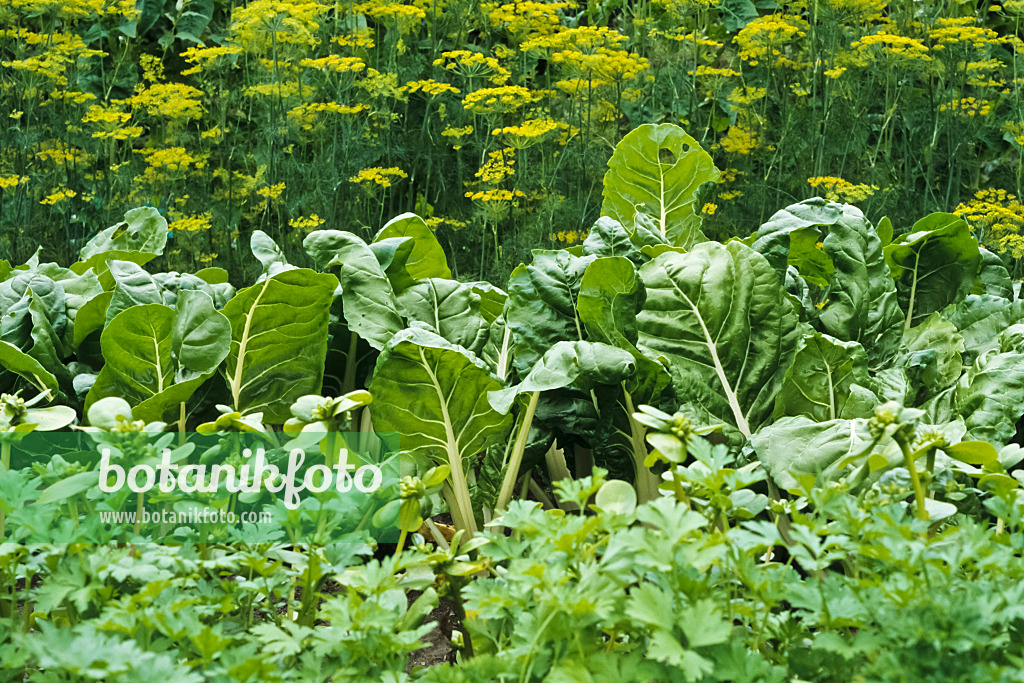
[
  {"left": 807, "top": 176, "right": 879, "bottom": 203},
  {"left": 289, "top": 214, "right": 326, "bottom": 231},
  {"left": 463, "top": 86, "right": 541, "bottom": 113},
  {"left": 40, "top": 189, "right": 76, "bottom": 205},
  {"left": 955, "top": 189, "right": 1024, "bottom": 257},
  {"left": 350, "top": 167, "right": 408, "bottom": 188},
  {"left": 169, "top": 213, "right": 212, "bottom": 232}
]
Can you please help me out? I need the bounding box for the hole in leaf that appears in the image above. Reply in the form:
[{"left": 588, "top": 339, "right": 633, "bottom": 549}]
[{"left": 658, "top": 148, "right": 677, "bottom": 165}]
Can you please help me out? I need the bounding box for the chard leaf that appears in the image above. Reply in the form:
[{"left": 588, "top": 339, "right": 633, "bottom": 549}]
[
  {"left": 884, "top": 212, "right": 981, "bottom": 330},
  {"left": 956, "top": 336, "right": 1024, "bottom": 445},
  {"left": 303, "top": 230, "right": 404, "bottom": 350},
  {"left": 507, "top": 250, "right": 595, "bottom": 376},
  {"left": 222, "top": 268, "right": 337, "bottom": 423},
  {"left": 105, "top": 260, "right": 163, "bottom": 324},
  {"left": 79, "top": 206, "right": 168, "bottom": 260},
  {"left": 84, "top": 291, "right": 231, "bottom": 422},
  {"left": 637, "top": 241, "right": 799, "bottom": 436},
  {"left": 897, "top": 312, "right": 965, "bottom": 404},
  {"left": 398, "top": 279, "right": 491, "bottom": 356},
  {"left": 776, "top": 333, "right": 871, "bottom": 422},
  {"left": 0, "top": 340, "right": 60, "bottom": 396},
  {"left": 753, "top": 199, "right": 904, "bottom": 367},
  {"left": 369, "top": 328, "right": 513, "bottom": 534},
  {"left": 752, "top": 417, "right": 872, "bottom": 490},
  {"left": 972, "top": 248, "right": 1013, "bottom": 299},
  {"left": 373, "top": 212, "right": 451, "bottom": 289},
  {"left": 947, "top": 294, "right": 1024, "bottom": 364},
  {"left": 601, "top": 123, "right": 719, "bottom": 249}
]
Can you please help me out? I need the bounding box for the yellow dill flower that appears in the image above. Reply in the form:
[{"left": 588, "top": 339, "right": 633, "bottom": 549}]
[
  {"left": 489, "top": 2, "right": 573, "bottom": 39},
  {"left": 244, "top": 82, "right": 301, "bottom": 99},
  {"left": 198, "top": 253, "right": 219, "bottom": 264},
  {"left": 433, "top": 50, "right": 511, "bottom": 85},
  {"left": 491, "top": 118, "right": 566, "bottom": 148},
  {"left": 807, "top": 176, "right": 879, "bottom": 203},
  {"left": 350, "top": 167, "right": 408, "bottom": 188},
  {"left": 256, "top": 182, "right": 286, "bottom": 200},
  {"left": 701, "top": 203, "right": 718, "bottom": 215},
  {"left": 403, "top": 79, "right": 460, "bottom": 97},
  {"left": 1003, "top": 121, "right": 1024, "bottom": 147},
  {"left": 734, "top": 14, "right": 808, "bottom": 68},
  {"left": 354, "top": 1, "right": 425, "bottom": 33},
  {"left": 825, "top": 0, "right": 886, "bottom": 22},
  {"left": 180, "top": 45, "right": 242, "bottom": 75},
  {"left": 40, "top": 189, "right": 76, "bottom": 205},
  {"left": 955, "top": 189, "right": 1024, "bottom": 257},
  {"left": 929, "top": 18, "right": 1001, "bottom": 51},
  {"left": 299, "top": 54, "right": 366, "bottom": 73},
  {"left": 464, "top": 188, "right": 527, "bottom": 202},
  {"left": 131, "top": 82, "right": 204, "bottom": 119},
  {"left": 230, "top": 0, "right": 325, "bottom": 51},
  {"left": 289, "top": 214, "right": 326, "bottom": 231},
  {"left": 93, "top": 126, "right": 144, "bottom": 141},
  {"left": 721, "top": 125, "right": 759, "bottom": 155},
  {"left": 331, "top": 30, "right": 375, "bottom": 49},
  {"left": 464, "top": 85, "right": 541, "bottom": 113},
  {"left": 169, "top": 213, "right": 212, "bottom": 232},
  {"left": 358, "top": 69, "right": 406, "bottom": 100},
  {"left": 0, "top": 175, "right": 24, "bottom": 189},
  {"left": 474, "top": 148, "right": 517, "bottom": 184},
  {"left": 937, "top": 97, "right": 993, "bottom": 118},
  {"left": 287, "top": 102, "right": 368, "bottom": 129}
]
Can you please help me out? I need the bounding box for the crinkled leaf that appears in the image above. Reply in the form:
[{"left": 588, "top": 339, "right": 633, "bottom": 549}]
[
  {"left": 884, "top": 212, "right": 981, "bottom": 329},
  {"left": 601, "top": 124, "right": 719, "bottom": 249},
  {"left": 222, "top": 268, "right": 337, "bottom": 422},
  {"left": 776, "top": 333, "right": 870, "bottom": 422},
  {"left": 79, "top": 206, "right": 167, "bottom": 260},
  {"left": 752, "top": 417, "right": 872, "bottom": 490},
  {"left": 303, "top": 230, "right": 403, "bottom": 350},
  {"left": 637, "top": 241, "right": 799, "bottom": 436}
]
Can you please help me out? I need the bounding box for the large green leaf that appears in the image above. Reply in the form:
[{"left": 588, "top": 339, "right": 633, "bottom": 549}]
[
  {"left": 369, "top": 328, "right": 513, "bottom": 534},
  {"left": 489, "top": 340, "right": 636, "bottom": 413},
  {"left": 0, "top": 340, "right": 60, "bottom": 396},
  {"left": 601, "top": 124, "right": 719, "bottom": 249},
  {"left": 303, "top": 230, "right": 403, "bottom": 350},
  {"left": 972, "top": 248, "right": 1013, "bottom": 300},
  {"left": 897, "top": 313, "right": 964, "bottom": 405},
  {"left": 956, "top": 326, "right": 1024, "bottom": 445},
  {"left": 637, "top": 242, "right": 799, "bottom": 436},
  {"left": 105, "top": 260, "right": 164, "bottom": 323},
  {"left": 752, "top": 417, "right": 872, "bottom": 490},
  {"left": 222, "top": 268, "right": 337, "bottom": 422},
  {"left": 884, "top": 213, "right": 981, "bottom": 330},
  {"left": 84, "top": 291, "right": 231, "bottom": 422},
  {"left": 776, "top": 333, "right": 871, "bottom": 422},
  {"left": 79, "top": 206, "right": 168, "bottom": 260},
  {"left": 250, "top": 230, "right": 294, "bottom": 279},
  {"left": 0, "top": 271, "right": 67, "bottom": 338},
  {"left": 507, "top": 250, "right": 594, "bottom": 376},
  {"left": 373, "top": 212, "right": 451, "bottom": 289},
  {"left": 947, "top": 294, "right": 1024, "bottom": 364},
  {"left": 577, "top": 256, "right": 669, "bottom": 401},
  {"left": 398, "top": 279, "right": 491, "bottom": 356},
  {"left": 752, "top": 199, "right": 904, "bottom": 367}
]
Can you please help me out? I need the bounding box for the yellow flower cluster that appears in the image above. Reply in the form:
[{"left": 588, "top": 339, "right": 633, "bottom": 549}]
[
  {"left": 230, "top": 0, "right": 325, "bottom": 51},
  {"left": 721, "top": 125, "right": 759, "bottom": 155},
  {"left": 548, "top": 228, "right": 591, "bottom": 243},
  {"left": 180, "top": 45, "right": 242, "bottom": 76},
  {"left": 0, "top": 175, "right": 24, "bottom": 189},
  {"left": 256, "top": 182, "right": 286, "bottom": 200},
  {"left": 826, "top": 0, "right": 886, "bottom": 22},
  {"left": 40, "top": 189, "right": 76, "bottom": 205},
  {"left": 331, "top": 31, "right": 375, "bottom": 49},
  {"left": 350, "top": 167, "right": 408, "bottom": 188},
  {"left": 442, "top": 124, "right": 473, "bottom": 149},
  {"left": 938, "top": 97, "right": 993, "bottom": 117},
  {"left": 928, "top": 18, "right": 1001, "bottom": 50},
  {"left": 807, "top": 176, "right": 879, "bottom": 203},
  {"left": 955, "top": 189, "right": 1024, "bottom": 257},
  {"left": 735, "top": 15, "right": 808, "bottom": 68},
  {"left": 1003, "top": 121, "right": 1024, "bottom": 146},
  {"left": 489, "top": 2, "right": 573, "bottom": 39},
  {"left": 289, "top": 214, "right": 326, "bottom": 231},
  {"left": 689, "top": 66, "right": 741, "bottom": 78},
  {"left": 465, "top": 188, "right": 526, "bottom": 202},
  {"left": 354, "top": 1, "right": 425, "bottom": 33},
  {"left": 850, "top": 31, "right": 931, "bottom": 64},
  {"left": 433, "top": 51, "right": 510, "bottom": 85},
  {"left": 464, "top": 85, "right": 542, "bottom": 113},
  {"left": 131, "top": 83, "right": 204, "bottom": 120},
  {"left": 475, "top": 148, "right": 516, "bottom": 184},
  {"left": 491, "top": 118, "right": 567, "bottom": 148},
  {"left": 299, "top": 55, "right": 366, "bottom": 73},
  {"left": 403, "top": 79, "right": 460, "bottom": 97},
  {"left": 169, "top": 213, "right": 212, "bottom": 232},
  {"left": 287, "top": 102, "right": 368, "bottom": 129}
]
